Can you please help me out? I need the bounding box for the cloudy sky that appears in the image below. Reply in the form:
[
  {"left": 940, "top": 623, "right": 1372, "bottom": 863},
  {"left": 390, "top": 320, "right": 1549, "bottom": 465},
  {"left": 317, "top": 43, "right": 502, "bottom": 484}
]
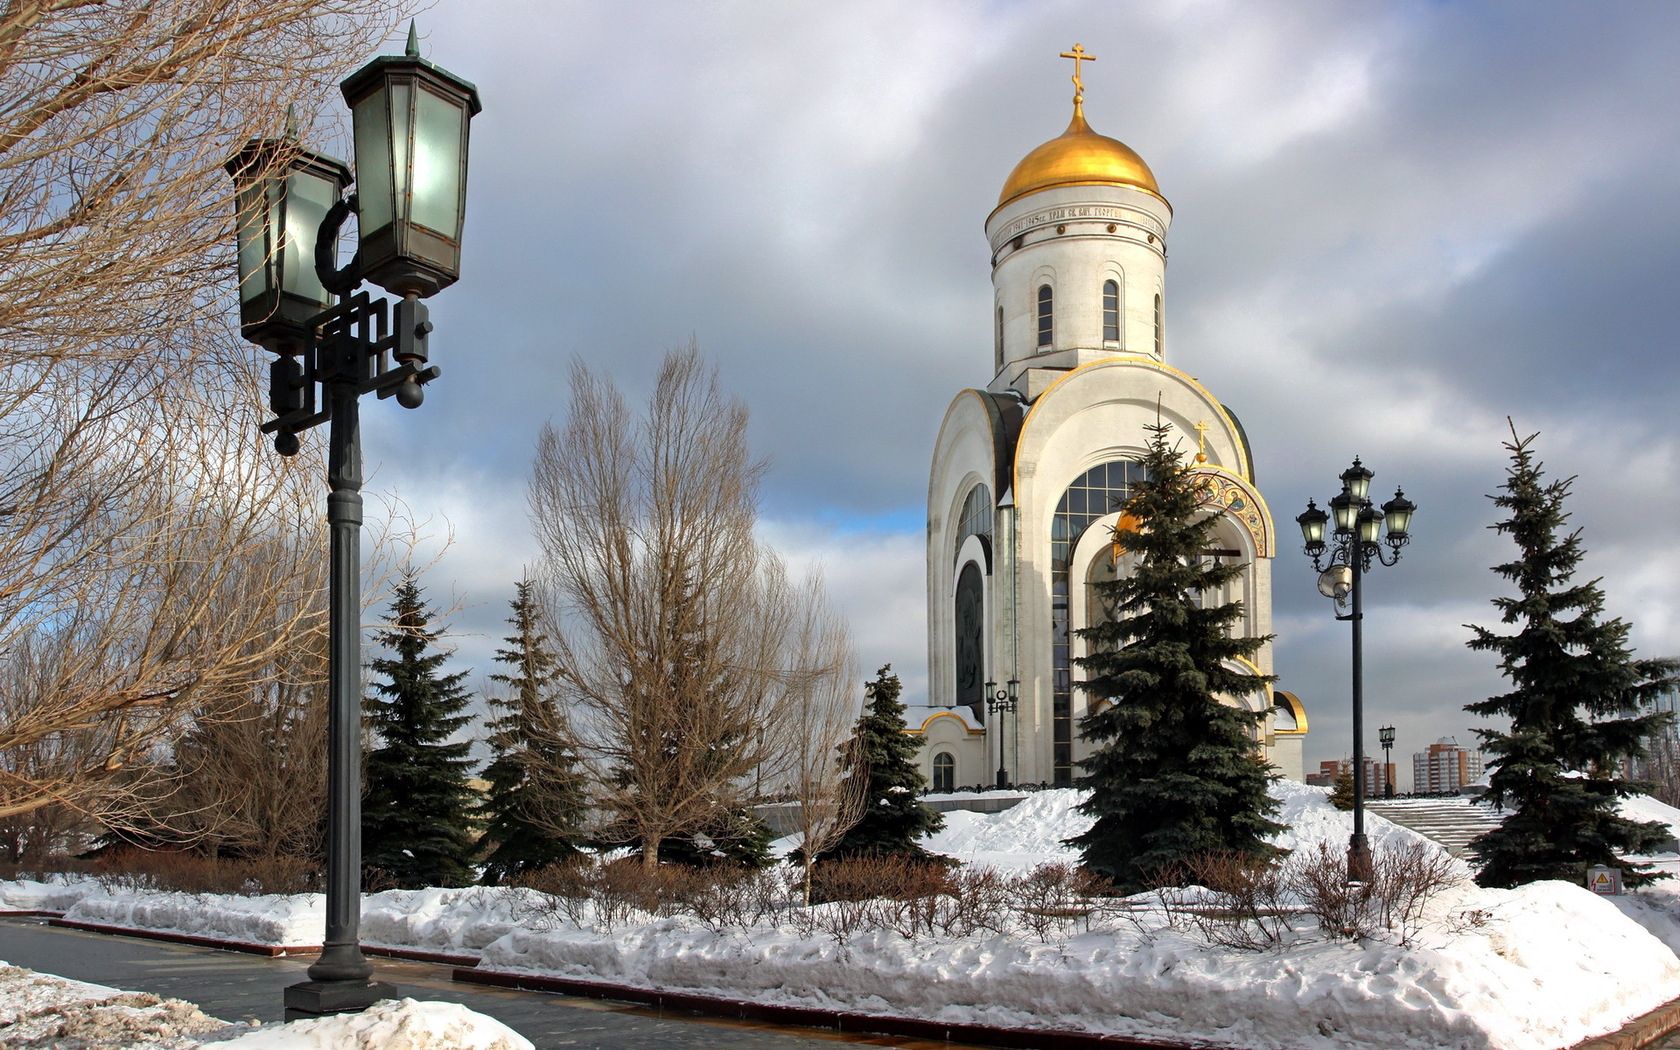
[{"left": 342, "top": 1, "right": 1680, "bottom": 790}]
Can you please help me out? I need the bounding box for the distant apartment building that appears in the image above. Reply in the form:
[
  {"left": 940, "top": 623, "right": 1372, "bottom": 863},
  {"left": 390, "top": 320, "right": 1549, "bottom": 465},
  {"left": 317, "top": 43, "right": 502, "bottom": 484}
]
[
  {"left": 1306, "top": 757, "right": 1391, "bottom": 797},
  {"left": 1413, "top": 737, "right": 1485, "bottom": 794}
]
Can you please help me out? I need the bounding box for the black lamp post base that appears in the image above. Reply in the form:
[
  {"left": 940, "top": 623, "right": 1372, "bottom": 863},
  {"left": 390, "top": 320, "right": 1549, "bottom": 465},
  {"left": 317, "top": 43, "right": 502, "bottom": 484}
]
[
  {"left": 995, "top": 768, "right": 1010, "bottom": 790},
  {"left": 283, "top": 979, "right": 399, "bottom": 1020},
  {"left": 1346, "top": 833, "right": 1373, "bottom": 885}
]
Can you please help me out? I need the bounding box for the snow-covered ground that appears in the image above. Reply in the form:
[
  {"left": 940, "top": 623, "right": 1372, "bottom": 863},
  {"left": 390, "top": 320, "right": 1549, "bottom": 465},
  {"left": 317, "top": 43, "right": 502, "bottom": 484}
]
[
  {"left": 7, "top": 783, "right": 1680, "bottom": 1049},
  {"left": 0, "top": 962, "right": 531, "bottom": 1049}
]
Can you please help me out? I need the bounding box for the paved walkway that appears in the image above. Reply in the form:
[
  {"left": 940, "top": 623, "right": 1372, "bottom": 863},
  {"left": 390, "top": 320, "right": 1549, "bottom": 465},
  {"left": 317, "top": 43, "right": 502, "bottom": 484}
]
[{"left": 0, "top": 917, "right": 975, "bottom": 1049}]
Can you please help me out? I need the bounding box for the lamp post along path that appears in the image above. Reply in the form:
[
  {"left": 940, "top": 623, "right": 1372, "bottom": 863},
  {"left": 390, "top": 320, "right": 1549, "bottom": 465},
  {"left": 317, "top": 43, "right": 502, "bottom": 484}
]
[
  {"left": 227, "top": 22, "right": 479, "bottom": 1018},
  {"left": 1296, "top": 460, "right": 1414, "bottom": 883}
]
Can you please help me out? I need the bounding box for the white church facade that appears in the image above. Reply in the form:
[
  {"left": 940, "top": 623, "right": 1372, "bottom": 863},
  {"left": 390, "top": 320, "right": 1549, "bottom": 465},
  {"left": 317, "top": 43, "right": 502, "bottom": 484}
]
[{"left": 911, "top": 50, "right": 1307, "bottom": 790}]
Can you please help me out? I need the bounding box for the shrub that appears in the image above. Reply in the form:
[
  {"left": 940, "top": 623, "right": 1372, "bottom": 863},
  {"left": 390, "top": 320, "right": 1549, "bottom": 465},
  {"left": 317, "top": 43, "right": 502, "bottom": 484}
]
[
  {"left": 1177, "top": 850, "right": 1293, "bottom": 951},
  {"left": 1013, "top": 862, "right": 1109, "bottom": 943},
  {"left": 88, "top": 850, "right": 315, "bottom": 897}
]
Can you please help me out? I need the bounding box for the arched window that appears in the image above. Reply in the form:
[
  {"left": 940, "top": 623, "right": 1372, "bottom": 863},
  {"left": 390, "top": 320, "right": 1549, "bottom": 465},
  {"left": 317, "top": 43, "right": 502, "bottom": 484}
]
[
  {"left": 1036, "top": 284, "right": 1053, "bottom": 348},
  {"left": 933, "top": 751, "right": 956, "bottom": 793},
  {"left": 1050, "top": 459, "right": 1149, "bottom": 785},
  {"left": 1154, "top": 293, "right": 1164, "bottom": 356},
  {"left": 1102, "top": 280, "right": 1120, "bottom": 343},
  {"left": 955, "top": 562, "right": 984, "bottom": 712},
  {"left": 995, "top": 305, "right": 1004, "bottom": 371},
  {"left": 953, "top": 483, "right": 993, "bottom": 565}
]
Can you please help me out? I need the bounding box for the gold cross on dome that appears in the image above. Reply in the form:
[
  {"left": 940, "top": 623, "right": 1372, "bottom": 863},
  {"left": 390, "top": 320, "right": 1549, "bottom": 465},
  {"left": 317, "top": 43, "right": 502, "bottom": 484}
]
[
  {"left": 1059, "top": 43, "right": 1097, "bottom": 103},
  {"left": 1193, "top": 420, "right": 1210, "bottom": 463}
]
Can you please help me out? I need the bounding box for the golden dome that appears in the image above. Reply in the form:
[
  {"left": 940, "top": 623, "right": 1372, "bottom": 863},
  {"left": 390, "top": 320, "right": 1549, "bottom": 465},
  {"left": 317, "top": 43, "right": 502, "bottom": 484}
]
[{"left": 997, "top": 102, "right": 1160, "bottom": 207}]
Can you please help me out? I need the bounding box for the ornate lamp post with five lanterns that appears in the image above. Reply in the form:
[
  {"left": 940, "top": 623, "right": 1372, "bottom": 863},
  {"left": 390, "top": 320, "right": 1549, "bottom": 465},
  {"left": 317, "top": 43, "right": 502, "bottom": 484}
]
[
  {"left": 1295, "top": 459, "right": 1415, "bottom": 882},
  {"left": 226, "top": 24, "right": 479, "bottom": 1017}
]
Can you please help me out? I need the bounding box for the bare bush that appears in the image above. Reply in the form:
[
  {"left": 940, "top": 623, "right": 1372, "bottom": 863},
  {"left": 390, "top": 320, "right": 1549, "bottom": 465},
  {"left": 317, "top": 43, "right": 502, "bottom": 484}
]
[
  {"left": 510, "top": 860, "right": 592, "bottom": 930},
  {"left": 1177, "top": 851, "right": 1293, "bottom": 951},
  {"left": 1285, "top": 840, "right": 1463, "bottom": 944},
  {"left": 1287, "top": 841, "right": 1372, "bottom": 939},
  {"left": 89, "top": 849, "right": 314, "bottom": 897},
  {"left": 1366, "top": 840, "right": 1466, "bottom": 947},
  {"left": 1015, "top": 862, "right": 1107, "bottom": 943}
]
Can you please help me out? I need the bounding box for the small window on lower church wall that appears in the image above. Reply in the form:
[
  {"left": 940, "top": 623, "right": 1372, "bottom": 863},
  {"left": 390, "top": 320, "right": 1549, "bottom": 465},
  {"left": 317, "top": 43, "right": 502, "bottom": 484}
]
[{"left": 933, "top": 751, "right": 955, "bottom": 792}]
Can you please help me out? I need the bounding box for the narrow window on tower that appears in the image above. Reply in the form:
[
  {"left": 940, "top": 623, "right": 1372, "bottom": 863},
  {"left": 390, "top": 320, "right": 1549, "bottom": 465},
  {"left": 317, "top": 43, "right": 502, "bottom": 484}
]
[
  {"left": 1154, "top": 293, "right": 1164, "bottom": 356},
  {"left": 995, "top": 305, "right": 1004, "bottom": 371},
  {"left": 1102, "top": 279, "right": 1120, "bottom": 344},
  {"left": 1037, "top": 284, "right": 1053, "bottom": 349}
]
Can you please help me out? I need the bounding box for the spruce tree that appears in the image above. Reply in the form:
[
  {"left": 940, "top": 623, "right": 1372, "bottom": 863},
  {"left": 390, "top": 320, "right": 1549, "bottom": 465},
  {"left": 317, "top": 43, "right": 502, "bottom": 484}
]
[
  {"left": 826, "top": 665, "right": 944, "bottom": 858},
  {"left": 478, "top": 580, "right": 587, "bottom": 885},
  {"left": 1328, "top": 766, "right": 1356, "bottom": 811},
  {"left": 1466, "top": 424, "right": 1677, "bottom": 888},
  {"left": 1069, "top": 422, "right": 1283, "bottom": 891},
  {"left": 363, "top": 571, "right": 479, "bottom": 888}
]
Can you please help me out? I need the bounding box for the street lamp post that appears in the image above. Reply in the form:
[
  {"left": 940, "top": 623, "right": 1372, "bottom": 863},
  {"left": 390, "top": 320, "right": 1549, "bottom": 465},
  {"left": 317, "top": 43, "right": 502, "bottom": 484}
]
[
  {"left": 984, "top": 678, "right": 1019, "bottom": 789},
  {"left": 1379, "top": 724, "right": 1396, "bottom": 799},
  {"left": 1295, "top": 459, "right": 1415, "bottom": 883},
  {"left": 227, "top": 24, "right": 479, "bottom": 1019}
]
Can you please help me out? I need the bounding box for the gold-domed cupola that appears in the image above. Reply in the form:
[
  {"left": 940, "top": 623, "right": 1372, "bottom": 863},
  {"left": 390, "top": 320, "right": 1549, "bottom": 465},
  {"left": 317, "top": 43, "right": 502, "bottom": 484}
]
[
  {"left": 997, "top": 44, "right": 1162, "bottom": 207},
  {"left": 985, "top": 44, "right": 1173, "bottom": 379}
]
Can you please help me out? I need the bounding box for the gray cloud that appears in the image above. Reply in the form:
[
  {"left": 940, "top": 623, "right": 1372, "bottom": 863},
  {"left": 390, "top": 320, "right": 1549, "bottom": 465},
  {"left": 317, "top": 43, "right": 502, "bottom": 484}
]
[{"left": 326, "top": 2, "right": 1680, "bottom": 788}]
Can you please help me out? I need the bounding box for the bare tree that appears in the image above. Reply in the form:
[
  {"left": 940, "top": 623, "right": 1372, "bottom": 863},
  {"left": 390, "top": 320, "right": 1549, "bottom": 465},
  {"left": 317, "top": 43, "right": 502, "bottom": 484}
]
[
  {"left": 785, "top": 583, "right": 867, "bottom": 903},
  {"left": 528, "top": 346, "right": 854, "bottom": 869},
  {"left": 0, "top": 0, "right": 411, "bottom": 828}
]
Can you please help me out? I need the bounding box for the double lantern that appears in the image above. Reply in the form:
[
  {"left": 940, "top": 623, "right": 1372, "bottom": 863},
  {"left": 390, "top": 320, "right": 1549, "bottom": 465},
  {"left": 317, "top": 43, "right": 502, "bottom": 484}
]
[{"left": 225, "top": 24, "right": 480, "bottom": 419}]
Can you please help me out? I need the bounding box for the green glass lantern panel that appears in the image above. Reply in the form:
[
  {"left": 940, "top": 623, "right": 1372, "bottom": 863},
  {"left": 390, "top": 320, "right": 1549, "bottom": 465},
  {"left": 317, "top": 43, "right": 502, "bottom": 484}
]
[
  {"left": 282, "top": 168, "right": 336, "bottom": 306},
  {"left": 234, "top": 180, "right": 275, "bottom": 304},
  {"left": 353, "top": 86, "right": 394, "bottom": 235},
  {"left": 412, "top": 86, "right": 464, "bottom": 236}
]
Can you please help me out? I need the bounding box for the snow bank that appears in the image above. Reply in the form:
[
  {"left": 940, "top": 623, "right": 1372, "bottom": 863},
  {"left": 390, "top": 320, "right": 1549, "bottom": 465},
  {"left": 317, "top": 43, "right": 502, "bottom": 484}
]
[
  {"left": 10, "top": 784, "right": 1680, "bottom": 1049},
  {"left": 213, "top": 998, "right": 532, "bottom": 1050},
  {"left": 65, "top": 889, "right": 324, "bottom": 946},
  {"left": 360, "top": 887, "right": 547, "bottom": 955},
  {"left": 0, "top": 874, "right": 97, "bottom": 912},
  {"left": 475, "top": 784, "right": 1680, "bottom": 1049}
]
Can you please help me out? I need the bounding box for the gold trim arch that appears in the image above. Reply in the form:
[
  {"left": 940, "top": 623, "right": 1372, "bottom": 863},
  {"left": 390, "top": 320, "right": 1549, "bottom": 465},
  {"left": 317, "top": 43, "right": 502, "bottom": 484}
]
[{"left": 1189, "top": 466, "right": 1273, "bottom": 559}]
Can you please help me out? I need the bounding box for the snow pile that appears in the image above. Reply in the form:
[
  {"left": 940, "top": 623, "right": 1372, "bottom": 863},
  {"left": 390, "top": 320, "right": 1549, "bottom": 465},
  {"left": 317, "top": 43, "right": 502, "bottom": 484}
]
[
  {"left": 474, "top": 784, "right": 1680, "bottom": 1049},
  {"left": 10, "top": 783, "right": 1680, "bottom": 1048},
  {"left": 0, "top": 874, "right": 97, "bottom": 912},
  {"left": 922, "top": 781, "right": 1445, "bottom": 871},
  {"left": 58, "top": 886, "right": 550, "bottom": 956},
  {"left": 66, "top": 889, "right": 325, "bottom": 946},
  {"left": 213, "top": 998, "right": 532, "bottom": 1050},
  {"left": 360, "top": 887, "right": 547, "bottom": 955},
  {"left": 0, "top": 960, "right": 235, "bottom": 1047},
  {"left": 1621, "top": 793, "right": 1680, "bottom": 852}
]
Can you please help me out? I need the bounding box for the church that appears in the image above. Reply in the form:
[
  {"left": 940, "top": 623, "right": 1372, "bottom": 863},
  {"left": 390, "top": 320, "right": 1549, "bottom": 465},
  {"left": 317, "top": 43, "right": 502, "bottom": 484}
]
[{"left": 910, "top": 47, "right": 1308, "bottom": 790}]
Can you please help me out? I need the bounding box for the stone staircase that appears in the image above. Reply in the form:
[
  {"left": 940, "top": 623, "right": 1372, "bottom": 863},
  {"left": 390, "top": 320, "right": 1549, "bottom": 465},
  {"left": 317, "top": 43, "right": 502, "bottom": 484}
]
[{"left": 1366, "top": 796, "right": 1507, "bottom": 859}]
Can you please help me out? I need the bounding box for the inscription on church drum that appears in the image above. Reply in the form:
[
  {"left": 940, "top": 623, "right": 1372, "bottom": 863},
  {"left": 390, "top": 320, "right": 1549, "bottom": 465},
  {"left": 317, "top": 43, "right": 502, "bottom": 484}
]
[{"left": 994, "top": 204, "right": 1158, "bottom": 249}]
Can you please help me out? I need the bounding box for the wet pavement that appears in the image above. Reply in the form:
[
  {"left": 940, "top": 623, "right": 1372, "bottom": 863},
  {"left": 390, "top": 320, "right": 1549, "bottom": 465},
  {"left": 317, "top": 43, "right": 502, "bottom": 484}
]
[{"left": 0, "top": 916, "right": 987, "bottom": 1049}]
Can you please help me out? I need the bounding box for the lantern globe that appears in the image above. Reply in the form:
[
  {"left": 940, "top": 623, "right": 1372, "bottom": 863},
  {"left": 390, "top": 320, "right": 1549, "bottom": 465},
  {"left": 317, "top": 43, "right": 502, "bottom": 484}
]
[
  {"left": 1329, "top": 491, "right": 1358, "bottom": 535},
  {"left": 1357, "top": 506, "right": 1382, "bottom": 545},
  {"left": 1296, "top": 500, "right": 1328, "bottom": 550},
  {"left": 340, "top": 24, "right": 482, "bottom": 299},
  {"left": 1382, "top": 488, "right": 1416, "bottom": 542},
  {"left": 1340, "top": 458, "right": 1374, "bottom": 502},
  {"left": 226, "top": 138, "right": 351, "bottom": 353}
]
